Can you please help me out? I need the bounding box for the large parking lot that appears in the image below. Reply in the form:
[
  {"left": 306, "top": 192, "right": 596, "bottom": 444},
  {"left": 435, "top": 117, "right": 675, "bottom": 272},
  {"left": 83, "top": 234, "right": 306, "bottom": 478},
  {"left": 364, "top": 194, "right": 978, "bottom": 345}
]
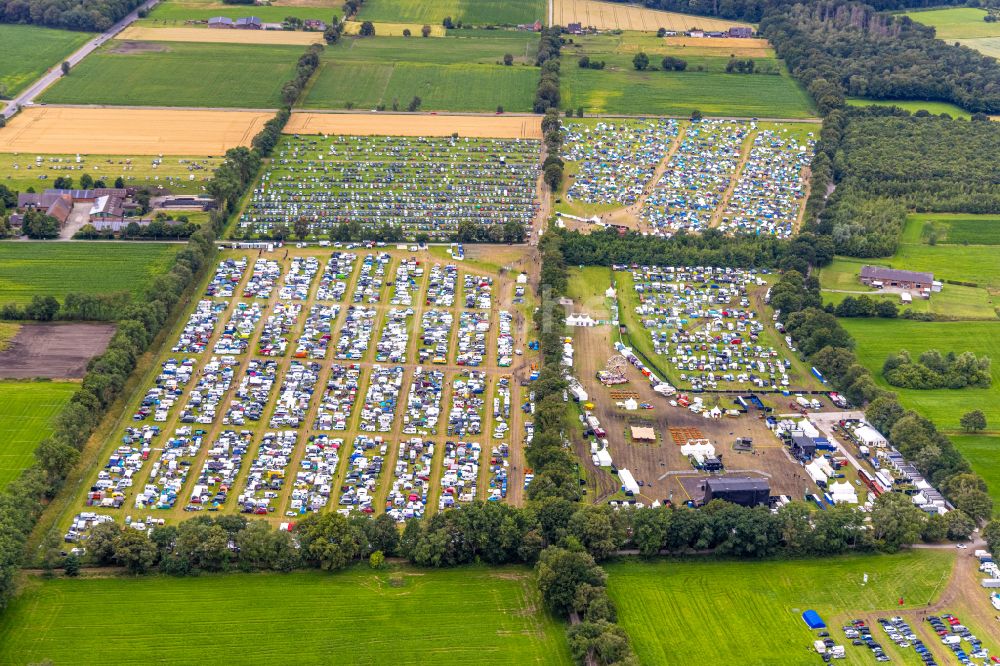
[{"left": 69, "top": 245, "right": 536, "bottom": 537}]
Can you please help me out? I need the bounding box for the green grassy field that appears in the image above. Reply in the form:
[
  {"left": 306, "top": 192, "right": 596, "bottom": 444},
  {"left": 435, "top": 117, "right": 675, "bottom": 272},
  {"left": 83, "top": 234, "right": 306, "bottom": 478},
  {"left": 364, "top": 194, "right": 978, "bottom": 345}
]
[
  {"left": 842, "top": 318, "right": 1000, "bottom": 433},
  {"left": 608, "top": 551, "right": 955, "bottom": 665},
  {"left": 0, "top": 381, "right": 77, "bottom": 489},
  {"left": 0, "top": 153, "right": 221, "bottom": 195},
  {"left": 359, "top": 0, "right": 545, "bottom": 25},
  {"left": 558, "top": 33, "right": 814, "bottom": 117},
  {"left": 40, "top": 41, "right": 302, "bottom": 108},
  {"left": 903, "top": 7, "right": 999, "bottom": 39},
  {"left": 561, "top": 63, "right": 814, "bottom": 118},
  {"left": 303, "top": 61, "right": 536, "bottom": 111},
  {"left": 566, "top": 266, "right": 612, "bottom": 320},
  {"left": 819, "top": 214, "right": 1000, "bottom": 320},
  {"left": 0, "top": 243, "right": 178, "bottom": 305},
  {"left": 0, "top": 25, "right": 92, "bottom": 98},
  {"left": 300, "top": 33, "right": 539, "bottom": 110},
  {"left": 0, "top": 566, "right": 570, "bottom": 665},
  {"left": 911, "top": 212, "right": 1000, "bottom": 245},
  {"left": 846, "top": 97, "right": 972, "bottom": 119},
  {"left": 143, "top": 0, "right": 336, "bottom": 23}
]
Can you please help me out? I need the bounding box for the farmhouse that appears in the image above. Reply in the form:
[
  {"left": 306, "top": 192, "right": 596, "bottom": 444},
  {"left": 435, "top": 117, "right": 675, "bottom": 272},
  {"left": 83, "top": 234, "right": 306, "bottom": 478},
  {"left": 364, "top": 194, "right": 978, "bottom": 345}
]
[
  {"left": 729, "top": 26, "right": 753, "bottom": 37},
  {"left": 859, "top": 265, "right": 934, "bottom": 291},
  {"left": 702, "top": 476, "right": 770, "bottom": 507},
  {"left": 235, "top": 16, "right": 262, "bottom": 29},
  {"left": 18, "top": 188, "right": 132, "bottom": 227},
  {"left": 208, "top": 16, "right": 234, "bottom": 28}
]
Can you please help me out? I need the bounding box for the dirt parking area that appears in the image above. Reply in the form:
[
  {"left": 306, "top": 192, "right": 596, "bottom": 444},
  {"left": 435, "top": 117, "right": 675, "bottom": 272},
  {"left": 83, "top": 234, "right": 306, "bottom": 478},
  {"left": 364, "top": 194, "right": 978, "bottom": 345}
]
[
  {"left": 0, "top": 323, "right": 115, "bottom": 379},
  {"left": 284, "top": 112, "right": 543, "bottom": 139},
  {"left": 571, "top": 325, "right": 805, "bottom": 505}
]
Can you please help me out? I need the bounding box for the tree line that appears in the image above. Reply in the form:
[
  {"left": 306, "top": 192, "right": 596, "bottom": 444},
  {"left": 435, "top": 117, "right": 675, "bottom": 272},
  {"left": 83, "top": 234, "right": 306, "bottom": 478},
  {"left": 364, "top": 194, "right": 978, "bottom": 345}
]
[
  {"left": 0, "top": 0, "right": 146, "bottom": 31},
  {"left": 0, "top": 107, "right": 296, "bottom": 610},
  {"left": 281, "top": 44, "right": 323, "bottom": 107},
  {"left": 534, "top": 27, "right": 562, "bottom": 113},
  {"left": 610, "top": 0, "right": 964, "bottom": 24},
  {"left": 0, "top": 291, "right": 130, "bottom": 322}
]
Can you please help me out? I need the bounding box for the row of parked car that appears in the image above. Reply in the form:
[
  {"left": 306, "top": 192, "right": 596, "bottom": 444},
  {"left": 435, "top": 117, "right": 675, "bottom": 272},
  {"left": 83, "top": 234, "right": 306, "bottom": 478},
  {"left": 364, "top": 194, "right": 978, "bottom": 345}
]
[
  {"left": 279, "top": 256, "right": 319, "bottom": 301},
  {"left": 360, "top": 365, "right": 403, "bottom": 432},
  {"left": 439, "top": 440, "right": 480, "bottom": 510},
  {"left": 270, "top": 360, "right": 320, "bottom": 428},
  {"left": 375, "top": 308, "right": 411, "bottom": 364},
  {"left": 387, "top": 436, "right": 433, "bottom": 522},
  {"left": 214, "top": 302, "right": 262, "bottom": 356},
  {"left": 244, "top": 259, "right": 280, "bottom": 299},
  {"left": 403, "top": 368, "right": 444, "bottom": 436},
  {"left": 315, "top": 364, "right": 360, "bottom": 431},
  {"left": 457, "top": 311, "right": 489, "bottom": 367},
  {"left": 390, "top": 257, "right": 421, "bottom": 307},
  {"left": 133, "top": 357, "right": 194, "bottom": 423},
  {"left": 206, "top": 257, "right": 247, "bottom": 299},
  {"left": 180, "top": 356, "right": 236, "bottom": 425},
  {"left": 339, "top": 434, "right": 386, "bottom": 513},
  {"left": 189, "top": 429, "right": 254, "bottom": 510},
  {"left": 927, "top": 614, "right": 992, "bottom": 665},
  {"left": 173, "top": 299, "right": 226, "bottom": 354},
  {"left": 352, "top": 252, "right": 390, "bottom": 304},
  {"left": 290, "top": 434, "right": 342, "bottom": 513},
  {"left": 316, "top": 252, "right": 355, "bottom": 302},
  {"left": 294, "top": 303, "right": 338, "bottom": 359},
  {"left": 239, "top": 429, "right": 298, "bottom": 514},
  {"left": 224, "top": 359, "right": 277, "bottom": 426}
]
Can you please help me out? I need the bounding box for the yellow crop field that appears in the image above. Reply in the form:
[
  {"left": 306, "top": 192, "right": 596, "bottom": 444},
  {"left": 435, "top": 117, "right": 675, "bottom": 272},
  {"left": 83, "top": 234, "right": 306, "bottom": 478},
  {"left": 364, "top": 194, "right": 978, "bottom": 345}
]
[
  {"left": 554, "top": 0, "right": 752, "bottom": 32},
  {"left": 0, "top": 108, "right": 271, "bottom": 155}
]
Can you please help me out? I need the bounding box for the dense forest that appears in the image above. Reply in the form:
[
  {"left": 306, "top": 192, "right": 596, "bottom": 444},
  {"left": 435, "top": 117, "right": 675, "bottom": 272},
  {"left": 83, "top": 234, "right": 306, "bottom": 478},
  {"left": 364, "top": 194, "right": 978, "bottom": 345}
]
[
  {"left": 620, "top": 0, "right": 964, "bottom": 24},
  {"left": 0, "top": 0, "right": 146, "bottom": 31},
  {"left": 805, "top": 109, "right": 1000, "bottom": 256},
  {"left": 761, "top": 1, "right": 1000, "bottom": 114}
]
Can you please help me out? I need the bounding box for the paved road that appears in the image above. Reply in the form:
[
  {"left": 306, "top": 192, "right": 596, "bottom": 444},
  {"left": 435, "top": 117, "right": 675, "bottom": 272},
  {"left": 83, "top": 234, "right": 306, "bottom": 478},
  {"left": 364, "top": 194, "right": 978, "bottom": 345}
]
[{"left": 2, "top": 0, "right": 160, "bottom": 120}]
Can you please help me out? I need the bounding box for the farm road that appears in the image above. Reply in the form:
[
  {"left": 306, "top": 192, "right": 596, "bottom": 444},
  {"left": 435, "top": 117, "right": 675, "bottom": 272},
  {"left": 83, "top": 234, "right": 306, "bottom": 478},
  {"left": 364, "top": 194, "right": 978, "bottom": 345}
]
[{"left": 2, "top": 0, "right": 161, "bottom": 120}]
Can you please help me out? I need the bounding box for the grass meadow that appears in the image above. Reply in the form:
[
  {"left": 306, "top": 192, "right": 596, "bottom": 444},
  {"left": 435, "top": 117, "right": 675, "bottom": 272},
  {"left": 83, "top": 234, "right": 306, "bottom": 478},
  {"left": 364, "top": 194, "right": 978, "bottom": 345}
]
[
  {"left": 558, "top": 33, "right": 814, "bottom": 117},
  {"left": 566, "top": 266, "right": 612, "bottom": 320},
  {"left": 40, "top": 41, "right": 302, "bottom": 108},
  {"left": 0, "top": 242, "right": 178, "bottom": 305},
  {"left": 0, "top": 567, "right": 570, "bottom": 665},
  {"left": 0, "top": 380, "right": 77, "bottom": 489},
  {"left": 608, "top": 552, "right": 955, "bottom": 665},
  {"left": 903, "top": 7, "right": 999, "bottom": 39},
  {"left": 841, "top": 318, "right": 1000, "bottom": 433},
  {"left": 358, "top": 0, "right": 545, "bottom": 25},
  {"left": 820, "top": 214, "right": 1000, "bottom": 320},
  {"left": 845, "top": 97, "right": 972, "bottom": 119},
  {"left": 0, "top": 25, "right": 92, "bottom": 98},
  {"left": 301, "top": 34, "right": 540, "bottom": 111},
  {"left": 143, "top": 0, "right": 335, "bottom": 23}
]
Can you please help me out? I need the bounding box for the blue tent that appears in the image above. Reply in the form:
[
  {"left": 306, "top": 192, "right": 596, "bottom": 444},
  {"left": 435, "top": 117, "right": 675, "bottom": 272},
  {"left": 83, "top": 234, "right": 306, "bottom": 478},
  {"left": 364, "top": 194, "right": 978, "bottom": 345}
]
[{"left": 802, "top": 610, "right": 826, "bottom": 629}]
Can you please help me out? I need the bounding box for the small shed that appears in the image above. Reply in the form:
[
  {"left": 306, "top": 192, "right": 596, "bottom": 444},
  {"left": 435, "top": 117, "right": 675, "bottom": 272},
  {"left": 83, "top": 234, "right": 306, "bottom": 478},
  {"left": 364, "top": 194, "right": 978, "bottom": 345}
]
[{"left": 802, "top": 610, "right": 826, "bottom": 629}]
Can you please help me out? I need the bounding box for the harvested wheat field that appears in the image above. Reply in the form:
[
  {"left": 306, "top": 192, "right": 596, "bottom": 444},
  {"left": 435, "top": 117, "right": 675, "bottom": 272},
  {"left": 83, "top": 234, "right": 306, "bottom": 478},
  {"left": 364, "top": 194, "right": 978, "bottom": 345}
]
[
  {"left": 554, "top": 0, "right": 752, "bottom": 32},
  {"left": 0, "top": 108, "right": 271, "bottom": 155},
  {"left": 341, "top": 21, "right": 445, "bottom": 37},
  {"left": 285, "top": 112, "right": 543, "bottom": 138},
  {"left": 117, "top": 26, "right": 324, "bottom": 45},
  {"left": 662, "top": 36, "right": 771, "bottom": 57}
]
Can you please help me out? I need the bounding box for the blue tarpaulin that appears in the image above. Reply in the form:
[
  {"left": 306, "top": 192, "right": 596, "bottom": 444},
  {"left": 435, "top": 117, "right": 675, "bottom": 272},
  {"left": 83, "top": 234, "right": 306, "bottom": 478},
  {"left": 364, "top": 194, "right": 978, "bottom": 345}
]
[{"left": 802, "top": 610, "right": 826, "bottom": 629}]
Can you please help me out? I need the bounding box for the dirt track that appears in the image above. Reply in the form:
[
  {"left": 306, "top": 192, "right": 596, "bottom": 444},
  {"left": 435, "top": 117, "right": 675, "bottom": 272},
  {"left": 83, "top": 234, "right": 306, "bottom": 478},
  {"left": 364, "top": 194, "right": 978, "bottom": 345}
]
[
  {"left": 0, "top": 323, "right": 115, "bottom": 379},
  {"left": 554, "top": 0, "right": 751, "bottom": 32},
  {"left": 0, "top": 108, "right": 271, "bottom": 155},
  {"left": 285, "top": 112, "right": 544, "bottom": 139}
]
